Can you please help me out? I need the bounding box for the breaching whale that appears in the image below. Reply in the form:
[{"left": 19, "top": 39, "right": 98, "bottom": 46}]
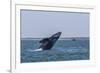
[{"left": 39, "top": 32, "right": 62, "bottom": 50}]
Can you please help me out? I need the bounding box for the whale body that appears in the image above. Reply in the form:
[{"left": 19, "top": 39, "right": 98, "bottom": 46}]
[{"left": 39, "top": 32, "right": 62, "bottom": 50}]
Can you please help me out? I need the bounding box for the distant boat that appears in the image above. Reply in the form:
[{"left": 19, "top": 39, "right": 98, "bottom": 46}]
[{"left": 72, "top": 38, "right": 76, "bottom": 41}]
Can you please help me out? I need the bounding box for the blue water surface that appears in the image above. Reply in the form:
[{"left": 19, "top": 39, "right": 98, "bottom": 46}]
[{"left": 21, "top": 38, "right": 89, "bottom": 63}]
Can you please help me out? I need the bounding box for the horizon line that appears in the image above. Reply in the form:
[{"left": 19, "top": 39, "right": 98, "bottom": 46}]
[{"left": 21, "top": 37, "right": 89, "bottom": 39}]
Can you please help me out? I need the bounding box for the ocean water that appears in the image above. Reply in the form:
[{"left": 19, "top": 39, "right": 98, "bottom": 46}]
[{"left": 21, "top": 38, "right": 89, "bottom": 63}]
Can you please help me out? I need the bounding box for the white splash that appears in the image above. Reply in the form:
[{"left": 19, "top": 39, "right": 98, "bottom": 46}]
[{"left": 28, "top": 48, "right": 43, "bottom": 52}]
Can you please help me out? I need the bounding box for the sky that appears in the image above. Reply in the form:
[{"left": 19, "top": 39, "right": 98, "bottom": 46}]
[{"left": 21, "top": 9, "right": 89, "bottom": 38}]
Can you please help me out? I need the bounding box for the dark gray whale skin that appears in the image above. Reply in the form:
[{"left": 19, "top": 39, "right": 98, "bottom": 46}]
[{"left": 39, "top": 32, "right": 62, "bottom": 50}]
